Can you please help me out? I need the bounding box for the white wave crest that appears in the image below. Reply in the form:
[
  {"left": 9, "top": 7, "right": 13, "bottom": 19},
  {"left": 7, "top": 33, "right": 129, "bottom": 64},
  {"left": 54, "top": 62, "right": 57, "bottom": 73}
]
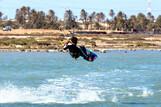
[
  {"left": 129, "top": 86, "right": 154, "bottom": 97},
  {"left": 111, "top": 95, "right": 118, "bottom": 103},
  {"left": 0, "top": 78, "right": 105, "bottom": 104},
  {"left": 140, "top": 88, "right": 154, "bottom": 97}
]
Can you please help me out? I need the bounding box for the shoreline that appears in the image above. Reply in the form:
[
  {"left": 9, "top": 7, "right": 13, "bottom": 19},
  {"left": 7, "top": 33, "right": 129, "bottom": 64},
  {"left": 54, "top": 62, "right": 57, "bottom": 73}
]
[
  {"left": 0, "top": 48, "right": 160, "bottom": 53},
  {"left": 0, "top": 29, "right": 161, "bottom": 52}
]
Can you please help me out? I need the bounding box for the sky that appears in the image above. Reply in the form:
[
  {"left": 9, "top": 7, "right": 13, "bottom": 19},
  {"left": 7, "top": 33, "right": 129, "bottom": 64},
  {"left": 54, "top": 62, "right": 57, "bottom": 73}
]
[{"left": 0, "top": 0, "right": 160, "bottom": 19}]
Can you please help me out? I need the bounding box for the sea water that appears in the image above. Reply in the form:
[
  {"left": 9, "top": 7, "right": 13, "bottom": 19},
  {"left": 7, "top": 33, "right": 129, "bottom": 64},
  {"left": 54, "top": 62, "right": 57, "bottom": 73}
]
[{"left": 0, "top": 50, "right": 161, "bottom": 107}]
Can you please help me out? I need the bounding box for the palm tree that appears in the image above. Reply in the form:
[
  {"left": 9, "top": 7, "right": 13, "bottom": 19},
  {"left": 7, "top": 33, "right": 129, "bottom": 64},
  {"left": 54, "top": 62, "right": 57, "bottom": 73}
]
[
  {"left": 80, "top": 9, "right": 88, "bottom": 22},
  {"left": 47, "top": 10, "right": 55, "bottom": 21},
  {"left": 0, "top": 11, "right": 3, "bottom": 20},
  {"left": 146, "top": 12, "right": 155, "bottom": 31},
  {"left": 109, "top": 9, "right": 115, "bottom": 30},
  {"left": 128, "top": 15, "right": 137, "bottom": 31},
  {"left": 95, "top": 12, "right": 105, "bottom": 22},
  {"left": 109, "top": 9, "right": 115, "bottom": 20},
  {"left": 95, "top": 12, "right": 105, "bottom": 30},
  {"left": 80, "top": 9, "right": 88, "bottom": 29},
  {"left": 64, "top": 10, "right": 73, "bottom": 29},
  {"left": 46, "top": 10, "right": 59, "bottom": 29},
  {"left": 28, "top": 9, "right": 38, "bottom": 28},
  {"left": 105, "top": 18, "right": 110, "bottom": 30},
  {"left": 20, "top": 6, "right": 29, "bottom": 26},
  {"left": 114, "top": 11, "right": 127, "bottom": 31},
  {"left": 64, "top": 10, "right": 78, "bottom": 29},
  {"left": 88, "top": 12, "right": 96, "bottom": 29},
  {"left": 155, "top": 15, "right": 161, "bottom": 30},
  {"left": 90, "top": 12, "right": 96, "bottom": 22},
  {"left": 136, "top": 13, "right": 148, "bottom": 31},
  {"left": 15, "top": 6, "right": 31, "bottom": 28},
  {"left": 147, "top": 12, "right": 154, "bottom": 22},
  {"left": 36, "top": 11, "right": 46, "bottom": 28},
  {"left": 99, "top": 12, "right": 105, "bottom": 22}
]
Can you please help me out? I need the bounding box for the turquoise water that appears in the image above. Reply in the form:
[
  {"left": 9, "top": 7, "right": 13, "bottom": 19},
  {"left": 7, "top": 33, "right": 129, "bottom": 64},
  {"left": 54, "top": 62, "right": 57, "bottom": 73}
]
[{"left": 0, "top": 51, "right": 161, "bottom": 107}]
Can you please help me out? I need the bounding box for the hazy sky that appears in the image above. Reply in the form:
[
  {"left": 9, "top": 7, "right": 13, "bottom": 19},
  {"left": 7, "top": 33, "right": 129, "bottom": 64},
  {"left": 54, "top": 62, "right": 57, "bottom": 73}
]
[{"left": 0, "top": 0, "right": 160, "bottom": 19}]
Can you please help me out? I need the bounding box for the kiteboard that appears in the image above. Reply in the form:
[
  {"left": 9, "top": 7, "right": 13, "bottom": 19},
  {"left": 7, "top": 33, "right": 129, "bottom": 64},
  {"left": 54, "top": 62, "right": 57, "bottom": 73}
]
[{"left": 79, "top": 46, "right": 97, "bottom": 62}]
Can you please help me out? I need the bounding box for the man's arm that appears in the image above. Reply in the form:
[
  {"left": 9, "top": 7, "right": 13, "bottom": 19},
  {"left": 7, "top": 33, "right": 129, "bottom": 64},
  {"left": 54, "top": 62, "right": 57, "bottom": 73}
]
[
  {"left": 63, "top": 43, "right": 68, "bottom": 50},
  {"left": 63, "top": 41, "right": 72, "bottom": 50}
]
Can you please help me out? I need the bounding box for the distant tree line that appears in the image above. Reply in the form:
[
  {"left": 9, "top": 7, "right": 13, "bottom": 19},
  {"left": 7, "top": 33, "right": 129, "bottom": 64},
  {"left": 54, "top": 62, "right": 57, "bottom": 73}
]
[
  {"left": 0, "top": 6, "right": 161, "bottom": 33},
  {"left": 15, "top": 6, "right": 60, "bottom": 29}
]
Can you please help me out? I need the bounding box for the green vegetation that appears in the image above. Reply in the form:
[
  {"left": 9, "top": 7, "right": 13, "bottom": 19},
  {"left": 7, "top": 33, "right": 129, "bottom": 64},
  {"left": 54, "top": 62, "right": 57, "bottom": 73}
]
[
  {"left": 0, "top": 38, "right": 36, "bottom": 46},
  {"left": 0, "top": 6, "right": 161, "bottom": 51},
  {"left": 0, "top": 33, "right": 160, "bottom": 51},
  {"left": 135, "top": 42, "right": 157, "bottom": 48},
  {"left": 0, "top": 37, "right": 63, "bottom": 49},
  {"left": 0, "top": 6, "right": 161, "bottom": 33}
]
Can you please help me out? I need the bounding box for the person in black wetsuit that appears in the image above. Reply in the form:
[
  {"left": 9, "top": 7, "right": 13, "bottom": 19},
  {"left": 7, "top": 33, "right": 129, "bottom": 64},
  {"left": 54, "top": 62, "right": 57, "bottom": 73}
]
[
  {"left": 63, "top": 36, "right": 81, "bottom": 59},
  {"left": 64, "top": 36, "right": 96, "bottom": 61}
]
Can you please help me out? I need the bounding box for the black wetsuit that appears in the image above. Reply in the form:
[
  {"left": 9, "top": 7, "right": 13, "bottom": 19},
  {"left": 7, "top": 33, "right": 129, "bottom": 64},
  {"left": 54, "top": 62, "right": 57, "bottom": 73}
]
[
  {"left": 64, "top": 44, "right": 82, "bottom": 59},
  {"left": 64, "top": 44, "right": 96, "bottom": 61}
]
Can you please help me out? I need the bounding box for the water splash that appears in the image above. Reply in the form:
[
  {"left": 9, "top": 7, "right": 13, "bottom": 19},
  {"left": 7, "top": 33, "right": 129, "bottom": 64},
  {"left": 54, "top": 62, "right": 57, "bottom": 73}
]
[
  {"left": 140, "top": 88, "right": 153, "bottom": 97},
  {"left": 0, "top": 77, "right": 105, "bottom": 104},
  {"left": 111, "top": 95, "right": 118, "bottom": 103}
]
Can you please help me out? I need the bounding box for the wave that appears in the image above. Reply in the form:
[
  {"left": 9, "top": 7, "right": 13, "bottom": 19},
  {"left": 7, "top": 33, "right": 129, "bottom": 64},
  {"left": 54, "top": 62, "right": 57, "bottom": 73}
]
[
  {"left": 0, "top": 71, "right": 156, "bottom": 104},
  {"left": 130, "top": 87, "right": 154, "bottom": 97},
  {"left": 0, "top": 77, "right": 105, "bottom": 104}
]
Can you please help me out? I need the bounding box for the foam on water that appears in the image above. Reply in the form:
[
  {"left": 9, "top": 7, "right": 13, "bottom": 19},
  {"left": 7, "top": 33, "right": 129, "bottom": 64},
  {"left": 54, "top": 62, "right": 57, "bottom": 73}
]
[
  {"left": 0, "top": 69, "right": 156, "bottom": 105},
  {"left": 140, "top": 88, "right": 154, "bottom": 97},
  {"left": 0, "top": 77, "right": 105, "bottom": 104},
  {"left": 0, "top": 51, "right": 160, "bottom": 106},
  {"left": 0, "top": 66, "right": 158, "bottom": 105},
  {"left": 111, "top": 95, "right": 118, "bottom": 103},
  {"left": 128, "top": 86, "right": 154, "bottom": 97}
]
